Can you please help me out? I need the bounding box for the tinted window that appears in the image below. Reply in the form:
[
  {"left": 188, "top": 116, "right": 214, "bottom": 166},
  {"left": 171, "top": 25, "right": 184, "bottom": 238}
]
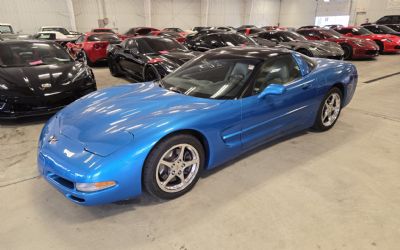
[
  {"left": 162, "top": 57, "right": 259, "bottom": 99},
  {"left": 87, "top": 34, "right": 120, "bottom": 42},
  {"left": 75, "top": 35, "right": 84, "bottom": 43},
  {"left": 0, "top": 42, "right": 73, "bottom": 67},
  {"left": 252, "top": 54, "right": 301, "bottom": 95},
  {"left": 92, "top": 29, "right": 115, "bottom": 33},
  {"left": 0, "top": 25, "right": 13, "bottom": 34},
  {"left": 36, "top": 33, "right": 56, "bottom": 40},
  {"left": 137, "top": 38, "right": 187, "bottom": 53},
  {"left": 220, "top": 34, "right": 257, "bottom": 46},
  {"left": 42, "top": 27, "right": 69, "bottom": 35}
]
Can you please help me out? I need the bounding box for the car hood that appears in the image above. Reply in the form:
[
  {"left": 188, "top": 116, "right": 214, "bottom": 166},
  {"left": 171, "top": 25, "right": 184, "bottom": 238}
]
[
  {"left": 0, "top": 62, "right": 89, "bottom": 97},
  {"left": 283, "top": 40, "right": 341, "bottom": 50},
  {"left": 149, "top": 50, "right": 200, "bottom": 67},
  {"left": 58, "top": 82, "right": 223, "bottom": 156}
]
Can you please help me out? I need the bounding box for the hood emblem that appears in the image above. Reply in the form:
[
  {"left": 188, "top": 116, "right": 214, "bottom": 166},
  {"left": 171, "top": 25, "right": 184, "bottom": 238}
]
[
  {"left": 40, "top": 83, "right": 52, "bottom": 90},
  {"left": 48, "top": 135, "right": 58, "bottom": 144}
]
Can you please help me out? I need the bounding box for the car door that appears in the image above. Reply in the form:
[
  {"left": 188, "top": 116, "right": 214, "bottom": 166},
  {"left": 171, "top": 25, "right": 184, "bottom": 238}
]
[
  {"left": 241, "top": 53, "right": 319, "bottom": 149},
  {"left": 118, "top": 39, "right": 144, "bottom": 78}
]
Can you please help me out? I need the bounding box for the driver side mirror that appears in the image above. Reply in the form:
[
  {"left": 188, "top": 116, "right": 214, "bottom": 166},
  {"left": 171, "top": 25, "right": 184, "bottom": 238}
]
[
  {"left": 75, "top": 51, "right": 87, "bottom": 64},
  {"left": 258, "top": 84, "right": 286, "bottom": 99}
]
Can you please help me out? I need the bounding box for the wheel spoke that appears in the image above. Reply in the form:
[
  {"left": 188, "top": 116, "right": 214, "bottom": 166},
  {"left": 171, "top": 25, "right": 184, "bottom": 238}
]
[
  {"left": 160, "top": 160, "right": 173, "bottom": 168},
  {"left": 162, "top": 173, "right": 175, "bottom": 186},
  {"left": 178, "top": 145, "right": 186, "bottom": 161},
  {"left": 183, "top": 159, "right": 197, "bottom": 167},
  {"left": 177, "top": 171, "right": 185, "bottom": 183}
]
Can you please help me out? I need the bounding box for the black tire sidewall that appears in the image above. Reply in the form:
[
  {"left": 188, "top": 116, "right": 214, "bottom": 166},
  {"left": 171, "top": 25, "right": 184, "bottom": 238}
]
[
  {"left": 312, "top": 87, "right": 343, "bottom": 132},
  {"left": 342, "top": 44, "right": 352, "bottom": 60},
  {"left": 142, "top": 134, "right": 205, "bottom": 200}
]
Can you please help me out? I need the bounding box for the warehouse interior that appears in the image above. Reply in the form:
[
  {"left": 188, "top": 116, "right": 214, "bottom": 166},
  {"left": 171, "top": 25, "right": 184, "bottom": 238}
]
[{"left": 1, "top": 0, "right": 400, "bottom": 249}]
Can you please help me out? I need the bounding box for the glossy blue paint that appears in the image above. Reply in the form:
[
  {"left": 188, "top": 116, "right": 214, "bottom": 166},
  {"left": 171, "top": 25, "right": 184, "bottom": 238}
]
[{"left": 37, "top": 52, "right": 358, "bottom": 205}]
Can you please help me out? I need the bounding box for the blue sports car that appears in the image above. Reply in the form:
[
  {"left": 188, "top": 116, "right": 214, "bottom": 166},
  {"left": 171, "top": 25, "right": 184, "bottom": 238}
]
[{"left": 38, "top": 47, "right": 357, "bottom": 205}]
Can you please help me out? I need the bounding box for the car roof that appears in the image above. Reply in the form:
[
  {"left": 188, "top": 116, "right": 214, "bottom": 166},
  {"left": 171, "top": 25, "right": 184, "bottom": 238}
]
[{"left": 205, "top": 47, "right": 290, "bottom": 59}]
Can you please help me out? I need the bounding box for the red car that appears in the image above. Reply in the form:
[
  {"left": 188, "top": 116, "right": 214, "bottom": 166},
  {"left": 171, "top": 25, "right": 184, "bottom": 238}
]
[
  {"left": 297, "top": 28, "right": 379, "bottom": 60},
  {"left": 333, "top": 26, "right": 400, "bottom": 53},
  {"left": 66, "top": 32, "right": 121, "bottom": 65}
]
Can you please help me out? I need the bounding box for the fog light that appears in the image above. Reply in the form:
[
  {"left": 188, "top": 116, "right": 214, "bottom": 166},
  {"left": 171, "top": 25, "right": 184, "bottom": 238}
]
[{"left": 76, "top": 181, "right": 116, "bottom": 192}]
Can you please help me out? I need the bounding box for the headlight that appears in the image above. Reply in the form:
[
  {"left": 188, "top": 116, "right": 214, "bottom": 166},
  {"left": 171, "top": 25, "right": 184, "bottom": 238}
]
[
  {"left": 381, "top": 38, "right": 392, "bottom": 42},
  {"left": 76, "top": 181, "right": 116, "bottom": 192}
]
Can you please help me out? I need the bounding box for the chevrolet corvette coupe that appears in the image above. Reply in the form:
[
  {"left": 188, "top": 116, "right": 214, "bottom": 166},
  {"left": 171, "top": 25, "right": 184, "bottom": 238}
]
[
  {"left": 297, "top": 28, "right": 380, "bottom": 59},
  {"left": 38, "top": 47, "right": 357, "bottom": 205},
  {"left": 107, "top": 36, "right": 199, "bottom": 81},
  {"left": 0, "top": 40, "right": 96, "bottom": 119},
  {"left": 361, "top": 24, "right": 400, "bottom": 37},
  {"left": 67, "top": 33, "right": 121, "bottom": 66},
  {"left": 252, "top": 30, "right": 344, "bottom": 59},
  {"left": 332, "top": 26, "right": 400, "bottom": 53}
]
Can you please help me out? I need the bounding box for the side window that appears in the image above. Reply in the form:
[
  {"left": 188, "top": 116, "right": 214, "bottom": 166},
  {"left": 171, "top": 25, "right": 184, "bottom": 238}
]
[
  {"left": 125, "top": 39, "right": 137, "bottom": 49},
  {"left": 76, "top": 35, "right": 84, "bottom": 43},
  {"left": 252, "top": 54, "right": 301, "bottom": 95},
  {"left": 299, "top": 54, "right": 317, "bottom": 71}
]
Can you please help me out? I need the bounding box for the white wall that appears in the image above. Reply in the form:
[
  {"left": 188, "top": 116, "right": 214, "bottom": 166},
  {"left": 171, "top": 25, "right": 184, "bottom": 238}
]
[
  {"left": 0, "top": 0, "right": 72, "bottom": 34},
  {"left": 247, "top": 0, "right": 281, "bottom": 26},
  {"left": 279, "top": 0, "right": 400, "bottom": 28},
  {"left": 152, "top": 0, "right": 201, "bottom": 30}
]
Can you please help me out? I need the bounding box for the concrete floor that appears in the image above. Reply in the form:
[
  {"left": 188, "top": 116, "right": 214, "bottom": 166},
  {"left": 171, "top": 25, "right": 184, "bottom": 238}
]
[{"left": 1, "top": 55, "right": 399, "bottom": 249}]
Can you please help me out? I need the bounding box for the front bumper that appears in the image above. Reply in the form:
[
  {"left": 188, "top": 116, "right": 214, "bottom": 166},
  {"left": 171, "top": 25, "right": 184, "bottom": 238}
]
[
  {"left": 352, "top": 47, "right": 379, "bottom": 58},
  {"left": 0, "top": 86, "right": 96, "bottom": 119},
  {"left": 382, "top": 42, "right": 400, "bottom": 53}
]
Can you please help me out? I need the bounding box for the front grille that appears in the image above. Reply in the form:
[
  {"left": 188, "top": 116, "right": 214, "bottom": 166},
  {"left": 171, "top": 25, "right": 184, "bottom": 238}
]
[{"left": 47, "top": 171, "right": 74, "bottom": 190}]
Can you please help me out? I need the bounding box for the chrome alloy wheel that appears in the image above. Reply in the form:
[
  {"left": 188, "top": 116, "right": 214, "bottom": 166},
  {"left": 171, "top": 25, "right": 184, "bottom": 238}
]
[
  {"left": 156, "top": 144, "right": 200, "bottom": 193},
  {"left": 321, "top": 92, "right": 341, "bottom": 127}
]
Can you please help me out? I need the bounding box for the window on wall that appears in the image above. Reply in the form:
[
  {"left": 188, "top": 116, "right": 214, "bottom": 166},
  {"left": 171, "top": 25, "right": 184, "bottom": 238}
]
[{"left": 315, "top": 15, "right": 350, "bottom": 26}]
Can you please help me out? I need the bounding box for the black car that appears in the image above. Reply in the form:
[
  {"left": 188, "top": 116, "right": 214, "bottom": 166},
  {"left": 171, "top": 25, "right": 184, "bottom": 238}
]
[
  {"left": 298, "top": 25, "right": 320, "bottom": 30},
  {"left": 184, "top": 32, "right": 268, "bottom": 52},
  {"left": 107, "top": 36, "right": 199, "bottom": 81},
  {"left": 192, "top": 27, "right": 211, "bottom": 32},
  {"left": 0, "top": 40, "right": 96, "bottom": 119},
  {"left": 253, "top": 30, "right": 344, "bottom": 59},
  {"left": 376, "top": 15, "right": 400, "bottom": 24},
  {"left": 362, "top": 24, "right": 400, "bottom": 37}
]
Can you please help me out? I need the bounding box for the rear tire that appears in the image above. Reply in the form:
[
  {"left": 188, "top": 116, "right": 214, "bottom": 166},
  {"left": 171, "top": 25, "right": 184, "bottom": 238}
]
[
  {"left": 312, "top": 87, "right": 343, "bottom": 131},
  {"left": 143, "top": 134, "right": 205, "bottom": 200},
  {"left": 108, "top": 57, "right": 123, "bottom": 77}
]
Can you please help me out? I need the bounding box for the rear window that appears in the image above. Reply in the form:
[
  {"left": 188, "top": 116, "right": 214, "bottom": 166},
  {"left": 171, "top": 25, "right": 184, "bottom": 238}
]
[
  {"left": 0, "top": 25, "right": 13, "bottom": 34},
  {"left": 87, "top": 34, "right": 120, "bottom": 42}
]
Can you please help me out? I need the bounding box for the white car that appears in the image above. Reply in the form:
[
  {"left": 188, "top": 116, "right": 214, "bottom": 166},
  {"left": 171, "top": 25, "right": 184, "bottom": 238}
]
[
  {"left": 39, "top": 26, "right": 81, "bottom": 39},
  {"left": 35, "top": 31, "right": 69, "bottom": 40}
]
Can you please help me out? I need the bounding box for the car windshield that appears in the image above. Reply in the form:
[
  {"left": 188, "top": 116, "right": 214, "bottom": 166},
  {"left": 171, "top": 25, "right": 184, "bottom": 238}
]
[
  {"left": 350, "top": 27, "right": 373, "bottom": 35},
  {"left": 137, "top": 38, "right": 187, "bottom": 53},
  {"left": 42, "top": 27, "right": 70, "bottom": 35},
  {"left": 279, "top": 31, "right": 307, "bottom": 41},
  {"left": 0, "top": 42, "right": 73, "bottom": 67},
  {"left": 321, "top": 30, "right": 343, "bottom": 39},
  {"left": 87, "top": 34, "right": 120, "bottom": 42},
  {"left": 0, "top": 25, "right": 13, "bottom": 34},
  {"left": 161, "top": 56, "right": 260, "bottom": 99},
  {"left": 220, "top": 34, "right": 257, "bottom": 46}
]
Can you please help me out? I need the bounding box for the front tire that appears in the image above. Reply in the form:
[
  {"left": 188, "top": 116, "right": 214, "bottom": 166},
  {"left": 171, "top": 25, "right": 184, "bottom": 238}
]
[
  {"left": 143, "top": 65, "right": 161, "bottom": 81},
  {"left": 108, "top": 57, "right": 123, "bottom": 77},
  {"left": 312, "top": 87, "right": 342, "bottom": 131},
  {"left": 341, "top": 44, "right": 353, "bottom": 60},
  {"left": 143, "top": 134, "right": 205, "bottom": 200}
]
